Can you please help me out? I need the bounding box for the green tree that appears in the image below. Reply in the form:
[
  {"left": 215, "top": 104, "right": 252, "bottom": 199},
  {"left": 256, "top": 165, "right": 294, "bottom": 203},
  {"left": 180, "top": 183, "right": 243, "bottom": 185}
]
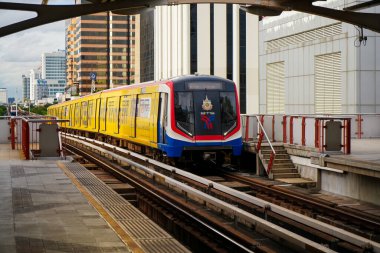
[{"left": 0, "top": 105, "right": 7, "bottom": 116}]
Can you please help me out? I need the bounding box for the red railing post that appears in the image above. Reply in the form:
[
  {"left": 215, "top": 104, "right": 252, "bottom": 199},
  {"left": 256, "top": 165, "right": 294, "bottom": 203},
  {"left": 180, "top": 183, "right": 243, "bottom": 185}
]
[
  {"left": 346, "top": 119, "right": 351, "bottom": 154},
  {"left": 267, "top": 151, "right": 275, "bottom": 174},
  {"left": 321, "top": 120, "right": 325, "bottom": 153},
  {"left": 315, "top": 119, "right": 320, "bottom": 149},
  {"left": 355, "top": 114, "right": 363, "bottom": 139},
  {"left": 301, "top": 117, "right": 306, "bottom": 146},
  {"left": 245, "top": 115, "right": 250, "bottom": 142},
  {"left": 10, "top": 118, "right": 15, "bottom": 150},
  {"left": 283, "top": 115, "right": 287, "bottom": 143},
  {"left": 272, "top": 116, "right": 275, "bottom": 142},
  {"left": 22, "top": 120, "right": 30, "bottom": 160},
  {"left": 289, "top": 116, "right": 294, "bottom": 144}
]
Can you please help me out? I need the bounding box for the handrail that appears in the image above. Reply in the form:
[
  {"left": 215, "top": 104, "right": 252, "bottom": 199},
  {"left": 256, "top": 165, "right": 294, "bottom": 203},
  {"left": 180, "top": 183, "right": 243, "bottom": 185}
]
[{"left": 256, "top": 115, "right": 276, "bottom": 174}]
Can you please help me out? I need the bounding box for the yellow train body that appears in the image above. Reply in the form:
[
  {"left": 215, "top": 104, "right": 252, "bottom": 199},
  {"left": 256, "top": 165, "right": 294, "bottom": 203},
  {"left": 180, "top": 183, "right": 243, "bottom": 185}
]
[{"left": 48, "top": 84, "right": 160, "bottom": 149}]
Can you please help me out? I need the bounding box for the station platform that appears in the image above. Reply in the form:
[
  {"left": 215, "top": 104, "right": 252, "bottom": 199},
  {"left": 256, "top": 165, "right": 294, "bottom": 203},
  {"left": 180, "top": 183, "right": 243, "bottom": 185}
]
[{"left": 0, "top": 144, "right": 189, "bottom": 253}]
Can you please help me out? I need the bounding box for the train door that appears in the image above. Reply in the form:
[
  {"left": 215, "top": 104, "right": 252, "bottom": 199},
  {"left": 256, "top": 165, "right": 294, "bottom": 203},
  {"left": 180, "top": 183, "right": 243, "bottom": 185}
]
[
  {"left": 74, "top": 102, "right": 81, "bottom": 128},
  {"left": 114, "top": 97, "right": 120, "bottom": 134},
  {"left": 150, "top": 93, "right": 159, "bottom": 143},
  {"left": 119, "top": 95, "right": 129, "bottom": 137},
  {"left": 96, "top": 98, "right": 101, "bottom": 131},
  {"left": 136, "top": 94, "right": 151, "bottom": 142},
  {"left": 158, "top": 93, "right": 168, "bottom": 144},
  {"left": 69, "top": 104, "right": 74, "bottom": 127},
  {"left": 127, "top": 95, "right": 137, "bottom": 138},
  {"left": 106, "top": 97, "right": 119, "bottom": 135},
  {"left": 99, "top": 98, "right": 107, "bottom": 132}
]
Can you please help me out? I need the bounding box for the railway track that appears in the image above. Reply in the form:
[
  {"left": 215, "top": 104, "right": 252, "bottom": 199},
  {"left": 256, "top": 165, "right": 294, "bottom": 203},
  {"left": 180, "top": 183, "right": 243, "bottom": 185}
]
[
  {"left": 221, "top": 172, "right": 380, "bottom": 241},
  {"left": 62, "top": 133, "right": 380, "bottom": 253}
]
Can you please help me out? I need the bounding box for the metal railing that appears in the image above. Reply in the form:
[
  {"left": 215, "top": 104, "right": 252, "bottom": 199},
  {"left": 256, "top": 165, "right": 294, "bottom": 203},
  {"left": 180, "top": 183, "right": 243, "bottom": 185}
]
[
  {"left": 241, "top": 114, "right": 367, "bottom": 154},
  {"left": 256, "top": 116, "right": 276, "bottom": 174},
  {"left": 21, "top": 118, "right": 69, "bottom": 160}
]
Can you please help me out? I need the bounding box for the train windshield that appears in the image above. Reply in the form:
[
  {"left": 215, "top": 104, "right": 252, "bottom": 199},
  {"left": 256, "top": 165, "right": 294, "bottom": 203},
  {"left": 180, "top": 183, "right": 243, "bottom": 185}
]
[
  {"left": 220, "top": 92, "right": 237, "bottom": 136},
  {"left": 174, "top": 87, "right": 237, "bottom": 137},
  {"left": 175, "top": 92, "right": 195, "bottom": 136}
]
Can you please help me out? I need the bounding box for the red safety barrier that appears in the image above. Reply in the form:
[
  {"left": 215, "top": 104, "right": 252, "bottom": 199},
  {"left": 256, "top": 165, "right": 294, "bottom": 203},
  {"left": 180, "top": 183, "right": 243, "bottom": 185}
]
[
  {"left": 10, "top": 118, "right": 16, "bottom": 150},
  {"left": 22, "top": 120, "right": 30, "bottom": 160},
  {"left": 315, "top": 119, "right": 320, "bottom": 149},
  {"left": 345, "top": 119, "right": 351, "bottom": 154},
  {"left": 301, "top": 117, "right": 306, "bottom": 146},
  {"left": 289, "top": 116, "right": 294, "bottom": 145},
  {"left": 245, "top": 115, "right": 250, "bottom": 142},
  {"left": 272, "top": 116, "right": 275, "bottom": 142},
  {"left": 282, "top": 115, "right": 287, "bottom": 143}
]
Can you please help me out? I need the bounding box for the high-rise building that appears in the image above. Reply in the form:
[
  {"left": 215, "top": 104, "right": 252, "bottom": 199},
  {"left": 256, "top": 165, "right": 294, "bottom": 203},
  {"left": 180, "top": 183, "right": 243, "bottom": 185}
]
[
  {"left": 0, "top": 88, "right": 7, "bottom": 104},
  {"left": 22, "top": 75, "right": 30, "bottom": 102},
  {"left": 29, "top": 68, "right": 41, "bottom": 102},
  {"left": 66, "top": 1, "right": 140, "bottom": 96},
  {"left": 41, "top": 50, "right": 66, "bottom": 99},
  {"left": 154, "top": 4, "right": 259, "bottom": 114}
]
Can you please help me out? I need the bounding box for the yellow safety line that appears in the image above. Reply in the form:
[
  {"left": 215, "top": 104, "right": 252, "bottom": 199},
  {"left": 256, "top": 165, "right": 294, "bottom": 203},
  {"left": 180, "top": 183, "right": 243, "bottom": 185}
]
[{"left": 57, "top": 161, "right": 145, "bottom": 253}]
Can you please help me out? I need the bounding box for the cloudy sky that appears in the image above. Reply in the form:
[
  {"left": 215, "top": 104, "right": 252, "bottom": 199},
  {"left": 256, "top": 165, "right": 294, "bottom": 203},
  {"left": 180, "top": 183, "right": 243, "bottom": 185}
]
[{"left": 0, "top": 0, "right": 74, "bottom": 99}]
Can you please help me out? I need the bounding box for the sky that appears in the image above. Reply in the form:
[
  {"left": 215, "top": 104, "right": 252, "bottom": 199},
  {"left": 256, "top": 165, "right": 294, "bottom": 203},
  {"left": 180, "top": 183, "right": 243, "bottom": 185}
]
[{"left": 0, "top": 0, "right": 74, "bottom": 100}]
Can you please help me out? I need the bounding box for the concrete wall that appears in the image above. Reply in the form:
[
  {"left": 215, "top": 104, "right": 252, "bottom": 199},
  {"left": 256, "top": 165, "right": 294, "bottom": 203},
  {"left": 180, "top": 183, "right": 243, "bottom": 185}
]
[
  {"left": 292, "top": 156, "right": 380, "bottom": 205},
  {"left": 321, "top": 171, "right": 380, "bottom": 205}
]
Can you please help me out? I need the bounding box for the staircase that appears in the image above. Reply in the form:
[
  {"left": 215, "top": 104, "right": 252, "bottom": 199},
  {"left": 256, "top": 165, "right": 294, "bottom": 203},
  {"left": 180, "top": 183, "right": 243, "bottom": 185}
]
[{"left": 259, "top": 144, "right": 301, "bottom": 180}]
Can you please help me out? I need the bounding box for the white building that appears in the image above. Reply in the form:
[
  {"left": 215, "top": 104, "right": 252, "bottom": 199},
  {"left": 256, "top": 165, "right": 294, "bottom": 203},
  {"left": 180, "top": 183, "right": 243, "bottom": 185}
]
[
  {"left": 154, "top": 4, "right": 259, "bottom": 114},
  {"left": 0, "top": 88, "right": 7, "bottom": 104},
  {"left": 29, "top": 68, "right": 41, "bottom": 102},
  {"left": 41, "top": 50, "right": 66, "bottom": 100},
  {"left": 22, "top": 75, "right": 30, "bottom": 102},
  {"left": 259, "top": 0, "right": 380, "bottom": 114}
]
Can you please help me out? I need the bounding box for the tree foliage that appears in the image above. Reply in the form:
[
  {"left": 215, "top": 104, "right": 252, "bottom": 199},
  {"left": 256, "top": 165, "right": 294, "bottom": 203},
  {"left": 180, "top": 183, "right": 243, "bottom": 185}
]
[{"left": 0, "top": 105, "right": 7, "bottom": 116}]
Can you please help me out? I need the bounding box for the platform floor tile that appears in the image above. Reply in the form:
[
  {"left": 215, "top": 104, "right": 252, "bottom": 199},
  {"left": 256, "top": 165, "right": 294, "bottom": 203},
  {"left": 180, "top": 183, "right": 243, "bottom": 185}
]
[{"left": 0, "top": 160, "right": 131, "bottom": 253}]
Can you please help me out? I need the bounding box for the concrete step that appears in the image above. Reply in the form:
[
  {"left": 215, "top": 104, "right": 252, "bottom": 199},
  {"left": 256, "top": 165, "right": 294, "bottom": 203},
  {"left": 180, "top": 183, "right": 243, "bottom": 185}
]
[
  {"left": 271, "top": 168, "right": 299, "bottom": 174},
  {"left": 264, "top": 158, "right": 293, "bottom": 164},
  {"left": 261, "top": 145, "right": 286, "bottom": 151},
  {"left": 263, "top": 154, "right": 290, "bottom": 159},
  {"left": 261, "top": 149, "right": 288, "bottom": 155},
  {"left": 273, "top": 173, "right": 301, "bottom": 180},
  {"left": 272, "top": 163, "right": 295, "bottom": 168}
]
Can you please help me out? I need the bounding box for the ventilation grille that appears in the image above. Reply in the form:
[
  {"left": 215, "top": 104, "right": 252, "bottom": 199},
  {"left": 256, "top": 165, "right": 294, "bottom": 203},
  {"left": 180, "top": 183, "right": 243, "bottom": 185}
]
[
  {"left": 315, "top": 52, "right": 342, "bottom": 114},
  {"left": 267, "top": 61, "right": 285, "bottom": 114},
  {"left": 266, "top": 23, "right": 342, "bottom": 51}
]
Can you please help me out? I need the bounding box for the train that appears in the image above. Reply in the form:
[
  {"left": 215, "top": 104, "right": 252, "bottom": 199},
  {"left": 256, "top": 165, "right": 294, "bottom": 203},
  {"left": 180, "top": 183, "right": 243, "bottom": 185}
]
[
  {"left": 10, "top": 104, "right": 17, "bottom": 116},
  {"left": 48, "top": 75, "right": 242, "bottom": 164}
]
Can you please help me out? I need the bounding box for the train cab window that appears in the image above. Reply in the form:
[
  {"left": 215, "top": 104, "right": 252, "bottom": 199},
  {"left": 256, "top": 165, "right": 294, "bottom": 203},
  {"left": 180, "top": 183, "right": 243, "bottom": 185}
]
[
  {"left": 220, "top": 92, "right": 237, "bottom": 136},
  {"left": 175, "top": 92, "right": 194, "bottom": 136}
]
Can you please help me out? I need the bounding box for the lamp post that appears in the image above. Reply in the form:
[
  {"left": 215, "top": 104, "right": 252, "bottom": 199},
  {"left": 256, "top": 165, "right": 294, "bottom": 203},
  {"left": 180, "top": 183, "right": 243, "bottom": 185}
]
[{"left": 90, "top": 72, "right": 97, "bottom": 93}]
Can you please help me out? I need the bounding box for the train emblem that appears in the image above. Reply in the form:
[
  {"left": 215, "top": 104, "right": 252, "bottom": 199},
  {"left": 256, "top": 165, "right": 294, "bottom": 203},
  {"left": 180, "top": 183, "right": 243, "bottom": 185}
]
[{"left": 202, "top": 96, "right": 213, "bottom": 111}]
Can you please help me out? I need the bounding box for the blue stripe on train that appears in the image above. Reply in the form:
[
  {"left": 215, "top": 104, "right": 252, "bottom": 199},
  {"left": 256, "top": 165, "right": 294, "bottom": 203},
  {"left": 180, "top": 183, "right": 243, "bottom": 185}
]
[{"left": 158, "top": 134, "right": 242, "bottom": 157}]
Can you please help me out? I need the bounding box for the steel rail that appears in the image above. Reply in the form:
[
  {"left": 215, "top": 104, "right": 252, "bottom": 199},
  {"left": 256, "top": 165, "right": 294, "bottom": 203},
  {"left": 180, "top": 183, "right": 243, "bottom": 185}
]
[
  {"left": 63, "top": 133, "right": 380, "bottom": 252},
  {"left": 223, "top": 172, "right": 380, "bottom": 230},
  {"left": 64, "top": 142, "right": 255, "bottom": 253},
  {"left": 62, "top": 134, "right": 348, "bottom": 252}
]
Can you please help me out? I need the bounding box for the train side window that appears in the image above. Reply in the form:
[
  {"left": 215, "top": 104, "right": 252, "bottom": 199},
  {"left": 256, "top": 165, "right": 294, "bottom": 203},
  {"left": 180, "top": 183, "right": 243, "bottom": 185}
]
[{"left": 137, "top": 96, "right": 151, "bottom": 118}]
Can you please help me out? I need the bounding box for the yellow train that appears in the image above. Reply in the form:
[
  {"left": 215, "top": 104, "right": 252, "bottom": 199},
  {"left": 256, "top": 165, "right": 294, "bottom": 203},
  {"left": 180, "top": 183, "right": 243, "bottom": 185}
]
[{"left": 48, "top": 75, "right": 242, "bottom": 162}]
